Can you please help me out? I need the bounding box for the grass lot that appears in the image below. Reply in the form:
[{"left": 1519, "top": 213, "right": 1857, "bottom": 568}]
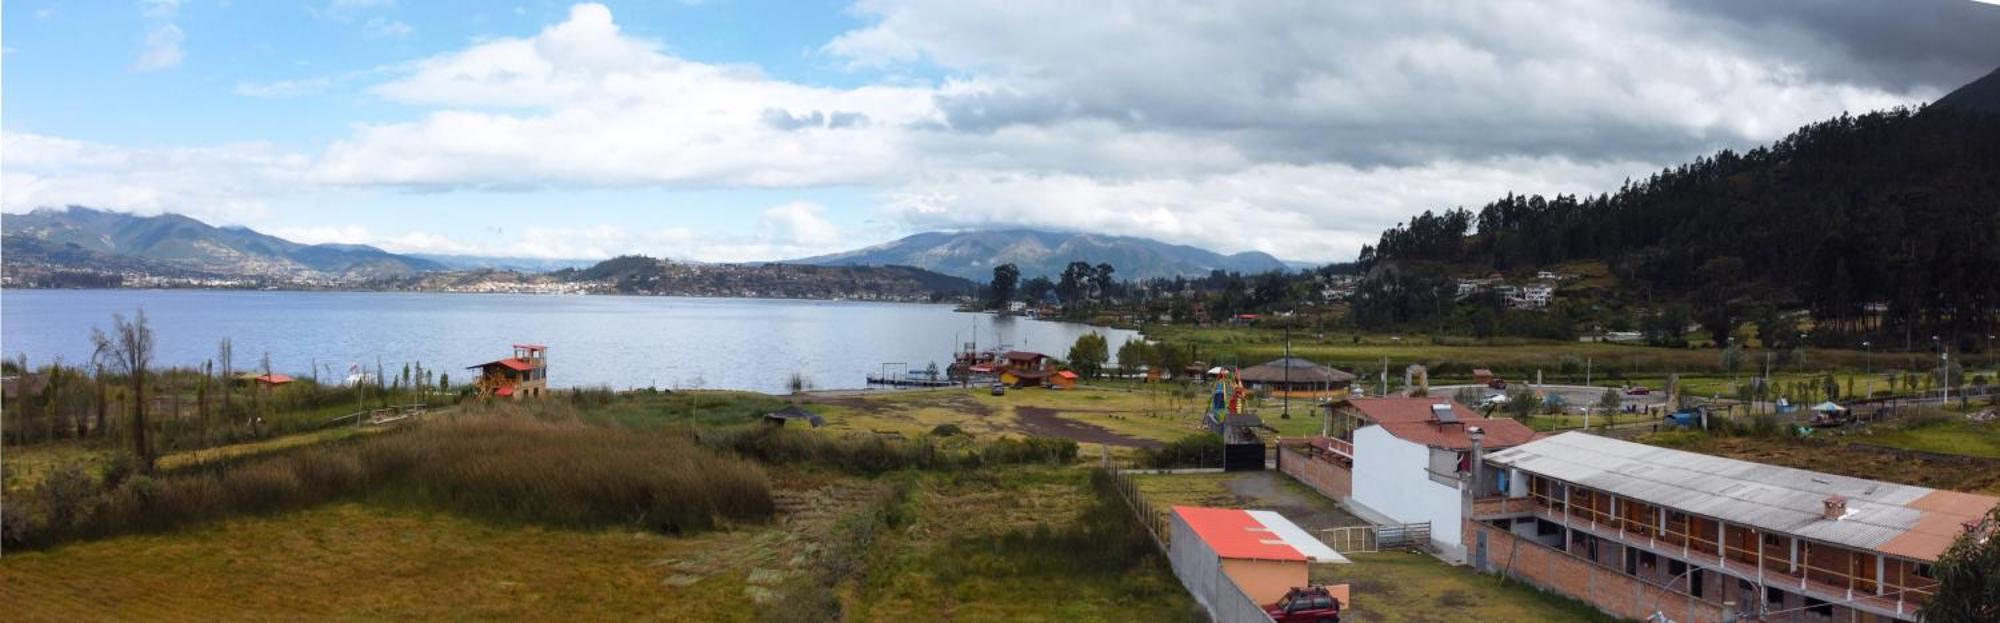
[
  {"left": 1141, "top": 325, "right": 1985, "bottom": 383},
  {"left": 851, "top": 468, "right": 1201, "bottom": 622},
  {"left": 1852, "top": 419, "right": 2000, "bottom": 459},
  {"left": 1315, "top": 552, "right": 1619, "bottom": 623},
  {"left": 0, "top": 497, "right": 839, "bottom": 622},
  {"left": 1641, "top": 430, "right": 2000, "bottom": 494},
  {"left": 800, "top": 386, "right": 1210, "bottom": 452}
]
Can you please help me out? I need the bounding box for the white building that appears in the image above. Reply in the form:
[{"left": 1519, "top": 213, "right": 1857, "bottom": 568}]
[{"left": 1330, "top": 398, "right": 1538, "bottom": 561}]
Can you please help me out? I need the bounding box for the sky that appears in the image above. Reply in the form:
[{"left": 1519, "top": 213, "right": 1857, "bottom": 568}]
[{"left": 5, "top": 1, "right": 2000, "bottom": 264}]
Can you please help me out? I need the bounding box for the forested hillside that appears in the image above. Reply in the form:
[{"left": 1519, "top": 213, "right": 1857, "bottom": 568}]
[{"left": 1358, "top": 104, "right": 2000, "bottom": 350}]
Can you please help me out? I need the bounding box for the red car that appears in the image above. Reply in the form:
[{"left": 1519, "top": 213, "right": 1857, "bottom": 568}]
[
  {"left": 1625, "top": 386, "right": 1651, "bottom": 396},
  {"left": 1266, "top": 586, "right": 1342, "bottom": 623}
]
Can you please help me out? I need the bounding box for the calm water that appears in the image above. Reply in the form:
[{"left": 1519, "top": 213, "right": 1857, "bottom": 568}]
[{"left": 0, "top": 290, "right": 1136, "bottom": 393}]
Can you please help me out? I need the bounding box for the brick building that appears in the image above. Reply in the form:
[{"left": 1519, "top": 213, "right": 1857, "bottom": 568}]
[{"left": 1468, "top": 432, "right": 1998, "bottom": 622}]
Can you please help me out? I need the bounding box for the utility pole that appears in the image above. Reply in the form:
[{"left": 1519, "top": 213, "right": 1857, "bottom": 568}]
[{"left": 1282, "top": 324, "right": 1293, "bottom": 419}]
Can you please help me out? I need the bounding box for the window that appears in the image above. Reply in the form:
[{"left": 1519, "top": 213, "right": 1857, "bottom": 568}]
[
  {"left": 1624, "top": 549, "right": 1638, "bottom": 576},
  {"left": 1805, "top": 597, "right": 1833, "bottom": 617},
  {"left": 1765, "top": 586, "right": 1784, "bottom": 606},
  {"left": 1689, "top": 568, "right": 1705, "bottom": 599},
  {"left": 1640, "top": 550, "right": 1658, "bottom": 571},
  {"left": 1669, "top": 559, "right": 1687, "bottom": 578}
]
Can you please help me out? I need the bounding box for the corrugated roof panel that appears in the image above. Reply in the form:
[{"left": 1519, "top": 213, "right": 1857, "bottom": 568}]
[{"left": 1485, "top": 432, "right": 1999, "bottom": 558}]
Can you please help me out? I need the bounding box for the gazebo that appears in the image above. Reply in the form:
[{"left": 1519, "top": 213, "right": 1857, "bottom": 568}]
[{"left": 1236, "top": 358, "right": 1356, "bottom": 395}]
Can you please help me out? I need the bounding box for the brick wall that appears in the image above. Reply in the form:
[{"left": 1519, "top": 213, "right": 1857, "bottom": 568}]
[
  {"left": 1278, "top": 445, "right": 1351, "bottom": 500},
  {"left": 1468, "top": 521, "right": 1732, "bottom": 623}
]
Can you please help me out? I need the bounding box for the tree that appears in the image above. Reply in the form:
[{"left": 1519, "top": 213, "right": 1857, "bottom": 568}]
[
  {"left": 1919, "top": 506, "right": 1999, "bottom": 623},
  {"left": 1115, "top": 339, "right": 1152, "bottom": 375},
  {"left": 1719, "top": 344, "right": 1745, "bottom": 376},
  {"left": 91, "top": 310, "right": 155, "bottom": 473},
  {"left": 1057, "top": 261, "right": 1094, "bottom": 305},
  {"left": 218, "top": 338, "right": 233, "bottom": 414},
  {"left": 988, "top": 264, "right": 1020, "bottom": 310},
  {"left": 1598, "top": 388, "right": 1622, "bottom": 412},
  {"left": 1067, "top": 333, "right": 1110, "bottom": 379}
]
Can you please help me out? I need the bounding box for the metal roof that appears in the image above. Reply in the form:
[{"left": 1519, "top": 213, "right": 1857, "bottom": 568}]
[{"left": 1485, "top": 432, "right": 1997, "bottom": 560}]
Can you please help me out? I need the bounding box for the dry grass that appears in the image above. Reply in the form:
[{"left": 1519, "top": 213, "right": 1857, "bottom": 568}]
[
  {"left": 5, "top": 415, "right": 775, "bottom": 549},
  {"left": 0, "top": 503, "right": 770, "bottom": 622},
  {"left": 1641, "top": 432, "right": 2000, "bottom": 494}
]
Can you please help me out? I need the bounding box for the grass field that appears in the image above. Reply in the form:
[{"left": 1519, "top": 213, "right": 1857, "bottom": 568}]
[
  {"left": 1852, "top": 419, "right": 2000, "bottom": 459},
  {"left": 0, "top": 503, "right": 773, "bottom": 621},
  {"left": 851, "top": 468, "right": 1201, "bottom": 622},
  {"left": 1641, "top": 430, "right": 2000, "bottom": 494},
  {"left": 1315, "top": 552, "right": 1620, "bottom": 623}
]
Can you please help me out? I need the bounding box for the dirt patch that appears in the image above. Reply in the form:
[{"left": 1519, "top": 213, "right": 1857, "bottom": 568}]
[
  {"left": 1014, "top": 406, "right": 1162, "bottom": 448},
  {"left": 803, "top": 396, "right": 897, "bottom": 414}
]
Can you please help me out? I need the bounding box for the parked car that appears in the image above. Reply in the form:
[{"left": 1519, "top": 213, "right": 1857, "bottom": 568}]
[
  {"left": 1266, "top": 586, "right": 1341, "bottom": 623},
  {"left": 1487, "top": 379, "right": 1508, "bottom": 390},
  {"left": 1625, "top": 386, "right": 1651, "bottom": 396},
  {"left": 990, "top": 382, "right": 1007, "bottom": 396}
]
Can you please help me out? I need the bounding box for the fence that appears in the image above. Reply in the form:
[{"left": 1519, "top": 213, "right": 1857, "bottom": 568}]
[
  {"left": 1320, "top": 522, "right": 1431, "bottom": 554},
  {"left": 1105, "top": 468, "right": 1276, "bottom": 623}
]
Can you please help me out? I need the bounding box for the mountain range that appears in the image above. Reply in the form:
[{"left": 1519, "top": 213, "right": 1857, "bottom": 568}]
[
  {"left": 791, "top": 229, "right": 1291, "bottom": 281},
  {"left": 2, "top": 208, "right": 1299, "bottom": 285},
  {"left": 2, "top": 207, "right": 444, "bottom": 280}
]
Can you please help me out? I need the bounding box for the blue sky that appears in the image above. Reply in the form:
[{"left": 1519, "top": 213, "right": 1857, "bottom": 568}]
[{"left": 6, "top": 1, "right": 1999, "bottom": 262}]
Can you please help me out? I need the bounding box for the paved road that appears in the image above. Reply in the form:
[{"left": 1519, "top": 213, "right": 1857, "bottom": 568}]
[{"left": 1433, "top": 383, "right": 1670, "bottom": 413}]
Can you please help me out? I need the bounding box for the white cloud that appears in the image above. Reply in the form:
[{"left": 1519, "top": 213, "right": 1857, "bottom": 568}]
[
  {"left": 1, "top": 132, "right": 310, "bottom": 225},
  {"left": 140, "top": 0, "right": 182, "bottom": 19},
  {"left": 234, "top": 77, "right": 336, "bottom": 99},
  {"left": 363, "top": 17, "right": 412, "bottom": 38},
  {"left": 261, "top": 201, "right": 849, "bottom": 262},
  {"left": 134, "top": 23, "right": 185, "bottom": 71},
  {"left": 23, "top": 1, "right": 1997, "bottom": 264}
]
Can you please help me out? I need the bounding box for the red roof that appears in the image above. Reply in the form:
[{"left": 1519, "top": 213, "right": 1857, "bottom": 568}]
[
  {"left": 1003, "top": 351, "right": 1047, "bottom": 362},
  {"left": 253, "top": 373, "right": 294, "bottom": 385},
  {"left": 470, "top": 358, "right": 535, "bottom": 371},
  {"left": 1056, "top": 370, "right": 1078, "bottom": 379},
  {"left": 496, "top": 386, "right": 515, "bottom": 397},
  {"left": 1343, "top": 397, "right": 1480, "bottom": 424},
  {"left": 1172, "top": 506, "right": 1304, "bottom": 562},
  {"left": 1374, "top": 417, "right": 1538, "bottom": 450}
]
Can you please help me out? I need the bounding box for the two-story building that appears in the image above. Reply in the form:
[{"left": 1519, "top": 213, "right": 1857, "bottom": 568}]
[
  {"left": 469, "top": 344, "right": 549, "bottom": 399},
  {"left": 1468, "top": 432, "right": 1999, "bottom": 623},
  {"left": 1283, "top": 398, "right": 1538, "bottom": 559}
]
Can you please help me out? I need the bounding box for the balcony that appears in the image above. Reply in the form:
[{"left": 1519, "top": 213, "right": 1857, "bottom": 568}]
[
  {"left": 1520, "top": 502, "right": 1934, "bottom": 620},
  {"left": 1471, "top": 496, "right": 1534, "bottom": 520}
]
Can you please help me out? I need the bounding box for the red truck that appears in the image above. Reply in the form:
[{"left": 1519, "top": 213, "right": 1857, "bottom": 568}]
[{"left": 1265, "top": 586, "right": 1342, "bottom": 623}]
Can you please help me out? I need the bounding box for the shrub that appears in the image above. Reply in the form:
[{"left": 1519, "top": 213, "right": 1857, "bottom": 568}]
[
  {"left": 8, "top": 416, "right": 777, "bottom": 549},
  {"left": 929, "top": 423, "right": 966, "bottom": 437},
  {"left": 1138, "top": 434, "right": 1223, "bottom": 469}
]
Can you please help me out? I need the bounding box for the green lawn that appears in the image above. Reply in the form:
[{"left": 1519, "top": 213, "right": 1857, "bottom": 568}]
[{"left": 1849, "top": 419, "right": 2000, "bottom": 459}]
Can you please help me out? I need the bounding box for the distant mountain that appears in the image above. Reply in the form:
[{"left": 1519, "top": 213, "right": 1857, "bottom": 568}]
[
  {"left": 409, "top": 254, "right": 602, "bottom": 273},
  {"left": 1934, "top": 65, "right": 2000, "bottom": 116},
  {"left": 1, "top": 207, "right": 444, "bottom": 279},
  {"left": 791, "top": 229, "right": 1291, "bottom": 281},
  {"left": 546, "top": 255, "right": 977, "bottom": 300}
]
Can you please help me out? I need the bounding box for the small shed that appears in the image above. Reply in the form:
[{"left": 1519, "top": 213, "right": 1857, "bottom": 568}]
[
  {"left": 762, "top": 405, "right": 826, "bottom": 428},
  {"left": 1050, "top": 370, "right": 1079, "bottom": 389},
  {"left": 1472, "top": 369, "right": 1496, "bottom": 385},
  {"left": 1168, "top": 506, "right": 1350, "bottom": 610}
]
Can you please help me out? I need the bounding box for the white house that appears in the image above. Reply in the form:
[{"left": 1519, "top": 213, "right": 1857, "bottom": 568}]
[{"left": 1333, "top": 398, "right": 1537, "bottom": 561}]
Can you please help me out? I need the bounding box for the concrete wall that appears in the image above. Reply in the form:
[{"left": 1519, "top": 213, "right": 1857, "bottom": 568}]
[
  {"left": 1168, "top": 513, "right": 1279, "bottom": 623},
  {"left": 1221, "top": 558, "right": 1308, "bottom": 606},
  {"left": 1351, "top": 425, "right": 1464, "bottom": 556},
  {"left": 1277, "top": 445, "right": 1352, "bottom": 500}
]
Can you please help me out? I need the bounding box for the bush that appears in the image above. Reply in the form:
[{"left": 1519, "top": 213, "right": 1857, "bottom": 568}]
[
  {"left": 929, "top": 423, "right": 966, "bottom": 437},
  {"left": 7, "top": 416, "right": 778, "bottom": 549},
  {"left": 1138, "top": 434, "right": 1224, "bottom": 469}
]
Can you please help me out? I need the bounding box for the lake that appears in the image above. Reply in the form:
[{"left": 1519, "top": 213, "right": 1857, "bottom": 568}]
[{"left": 0, "top": 290, "right": 1137, "bottom": 394}]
